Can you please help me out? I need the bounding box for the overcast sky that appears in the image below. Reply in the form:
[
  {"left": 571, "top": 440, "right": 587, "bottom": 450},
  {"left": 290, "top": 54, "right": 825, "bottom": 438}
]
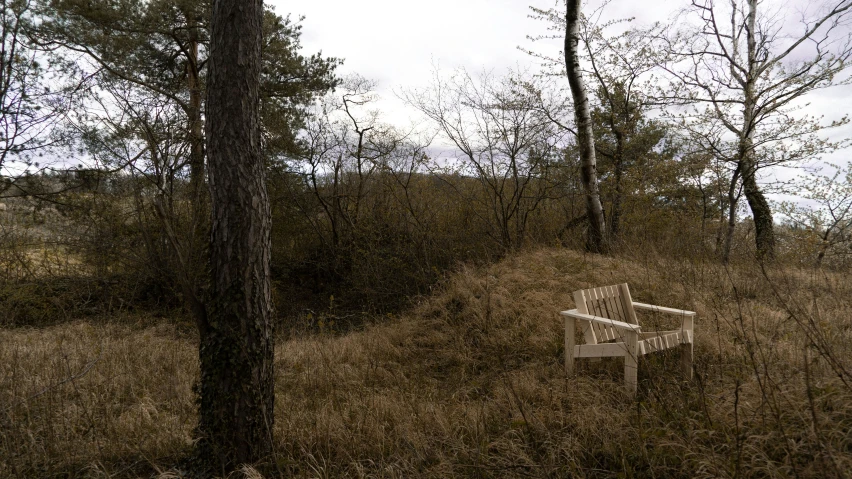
[{"left": 268, "top": 0, "right": 852, "bottom": 180}]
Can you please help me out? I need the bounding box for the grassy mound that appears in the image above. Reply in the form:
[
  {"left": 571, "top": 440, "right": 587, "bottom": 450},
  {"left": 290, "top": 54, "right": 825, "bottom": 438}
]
[{"left": 2, "top": 248, "right": 851, "bottom": 478}]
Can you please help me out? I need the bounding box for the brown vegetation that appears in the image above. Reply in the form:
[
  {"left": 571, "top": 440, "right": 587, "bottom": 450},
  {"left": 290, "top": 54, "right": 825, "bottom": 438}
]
[{"left": 2, "top": 246, "right": 850, "bottom": 478}]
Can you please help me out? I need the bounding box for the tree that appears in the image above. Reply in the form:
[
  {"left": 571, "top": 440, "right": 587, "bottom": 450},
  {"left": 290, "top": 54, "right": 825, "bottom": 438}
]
[
  {"left": 295, "top": 76, "right": 413, "bottom": 258},
  {"left": 39, "top": 0, "right": 208, "bottom": 199},
  {"left": 580, "top": 20, "right": 670, "bottom": 240},
  {"left": 1, "top": 0, "right": 69, "bottom": 193},
  {"left": 590, "top": 84, "right": 670, "bottom": 239},
  {"left": 261, "top": 12, "right": 340, "bottom": 162},
  {"left": 661, "top": 0, "right": 852, "bottom": 260},
  {"left": 527, "top": 3, "right": 676, "bottom": 243},
  {"left": 405, "top": 69, "right": 568, "bottom": 252},
  {"left": 565, "top": 0, "right": 607, "bottom": 253},
  {"left": 199, "top": 0, "right": 272, "bottom": 469},
  {"left": 37, "top": 0, "right": 338, "bottom": 197},
  {"left": 37, "top": 0, "right": 336, "bottom": 324},
  {"left": 779, "top": 164, "right": 852, "bottom": 267},
  {"left": 675, "top": 112, "right": 747, "bottom": 261}
]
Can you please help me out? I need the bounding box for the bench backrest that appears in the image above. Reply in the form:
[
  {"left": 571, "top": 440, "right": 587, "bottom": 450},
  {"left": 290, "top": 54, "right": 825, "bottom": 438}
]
[{"left": 573, "top": 283, "right": 638, "bottom": 344}]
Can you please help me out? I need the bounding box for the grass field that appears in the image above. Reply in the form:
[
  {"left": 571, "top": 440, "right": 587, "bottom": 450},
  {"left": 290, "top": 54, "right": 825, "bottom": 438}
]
[{"left": 1, "top": 247, "right": 851, "bottom": 478}]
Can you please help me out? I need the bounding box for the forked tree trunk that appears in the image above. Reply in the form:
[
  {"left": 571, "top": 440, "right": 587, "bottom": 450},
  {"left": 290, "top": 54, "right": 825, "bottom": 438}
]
[
  {"left": 565, "top": 0, "right": 607, "bottom": 253},
  {"left": 198, "top": 0, "right": 274, "bottom": 470}
]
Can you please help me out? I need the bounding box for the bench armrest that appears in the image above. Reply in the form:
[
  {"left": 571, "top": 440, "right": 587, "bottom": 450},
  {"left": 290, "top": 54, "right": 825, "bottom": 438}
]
[
  {"left": 560, "top": 309, "right": 642, "bottom": 332},
  {"left": 632, "top": 302, "right": 695, "bottom": 316}
]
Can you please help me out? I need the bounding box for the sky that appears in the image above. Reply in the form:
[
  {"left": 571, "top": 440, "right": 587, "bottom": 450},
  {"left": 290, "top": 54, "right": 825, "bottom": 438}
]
[
  {"left": 271, "top": 0, "right": 559, "bottom": 126},
  {"left": 269, "top": 0, "right": 852, "bottom": 183}
]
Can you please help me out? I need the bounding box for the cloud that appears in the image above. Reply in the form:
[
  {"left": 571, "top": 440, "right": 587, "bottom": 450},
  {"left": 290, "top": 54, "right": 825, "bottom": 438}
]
[{"left": 271, "top": 0, "right": 852, "bottom": 173}]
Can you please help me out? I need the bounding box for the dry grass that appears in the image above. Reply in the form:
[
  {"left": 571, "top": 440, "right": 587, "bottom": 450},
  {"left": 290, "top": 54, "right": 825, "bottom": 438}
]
[
  {"left": 2, "top": 248, "right": 851, "bottom": 478},
  {"left": 0, "top": 319, "right": 197, "bottom": 477}
]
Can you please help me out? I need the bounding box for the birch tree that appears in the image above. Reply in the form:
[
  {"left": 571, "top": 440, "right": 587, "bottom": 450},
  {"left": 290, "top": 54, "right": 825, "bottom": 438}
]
[
  {"left": 565, "top": 0, "right": 607, "bottom": 252},
  {"left": 662, "top": 0, "right": 852, "bottom": 260}
]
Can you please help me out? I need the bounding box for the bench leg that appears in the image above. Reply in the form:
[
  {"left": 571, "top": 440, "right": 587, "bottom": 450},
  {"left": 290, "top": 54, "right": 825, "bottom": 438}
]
[
  {"left": 624, "top": 330, "right": 638, "bottom": 396},
  {"left": 565, "top": 316, "right": 575, "bottom": 375},
  {"left": 681, "top": 319, "right": 694, "bottom": 380}
]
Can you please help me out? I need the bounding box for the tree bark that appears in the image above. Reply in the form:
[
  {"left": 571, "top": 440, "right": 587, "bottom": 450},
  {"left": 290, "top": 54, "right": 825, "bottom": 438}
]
[
  {"left": 186, "top": 13, "right": 205, "bottom": 203},
  {"left": 198, "top": 0, "right": 274, "bottom": 470},
  {"left": 742, "top": 156, "right": 775, "bottom": 260},
  {"left": 722, "top": 175, "right": 739, "bottom": 264},
  {"left": 816, "top": 230, "right": 831, "bottom": 267},
  {"left": 565, "top": 0, "right": 607, "bottom": 253},
  {"left": 741, "top": 0, "right": 776, "bottom": 261},
  {"left": 185, "top": 10, "right": 209, "bottom": 330},
  {"left": 609, "top": 135, "right": 624, "bottom": 241}
]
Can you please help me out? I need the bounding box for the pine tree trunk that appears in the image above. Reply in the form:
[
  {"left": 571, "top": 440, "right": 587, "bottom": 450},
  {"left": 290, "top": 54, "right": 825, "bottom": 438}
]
[
  {"left": 187, "top": 16, "right": 204, "bottom": 204},
  {"left": 198, "top": 0, "right": 274, "bottom": 470},
  {"left": 565, "top": 0, "right": 607, "bottom": 253},
  {"left": 185, "top": 13, "right": 209, "bottom": 329}
]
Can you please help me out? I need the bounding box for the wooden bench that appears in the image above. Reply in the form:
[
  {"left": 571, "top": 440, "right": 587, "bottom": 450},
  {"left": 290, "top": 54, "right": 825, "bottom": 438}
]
[{"left": 560, "top": 283, "right": 695, "bottom": 395}]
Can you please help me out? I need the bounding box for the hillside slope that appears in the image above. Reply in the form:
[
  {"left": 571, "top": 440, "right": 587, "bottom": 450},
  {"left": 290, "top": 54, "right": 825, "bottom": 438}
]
[{"left": 2, "top": 248, "right": 851, "bottom": 478}]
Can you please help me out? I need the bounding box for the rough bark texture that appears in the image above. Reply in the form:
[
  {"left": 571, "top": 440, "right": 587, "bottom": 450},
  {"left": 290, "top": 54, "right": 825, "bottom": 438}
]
[
  {"left": 742, "top": 152, "right": 775, "bottom": 260},
  {"left": 741, "top": 0, "right": 775, "bottom": 260},
  {"left": 198, "top": 0, "right": 274, "bottom": 470},
  {"left": 565, "top": 0, "right": 607, "bottom": 253}
]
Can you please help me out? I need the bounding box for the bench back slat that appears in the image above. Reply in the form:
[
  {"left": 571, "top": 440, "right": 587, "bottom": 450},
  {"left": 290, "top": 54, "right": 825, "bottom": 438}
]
[{"left": 573, "top": 283, "right": 639, "bottom": 343}]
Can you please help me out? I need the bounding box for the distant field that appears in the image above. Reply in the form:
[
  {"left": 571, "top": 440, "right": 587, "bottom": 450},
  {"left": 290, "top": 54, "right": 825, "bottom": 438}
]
[{"left": 1, "top": 248, "right": 851, "bottom": 478}]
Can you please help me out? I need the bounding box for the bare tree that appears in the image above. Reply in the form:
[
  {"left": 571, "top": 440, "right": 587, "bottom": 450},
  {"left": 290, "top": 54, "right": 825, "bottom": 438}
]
[
  {"left": 405, "top": 69, "right": 568, "bottom": 251},
  {"left": 69, "top": 81, "right": 210, "bottom": 318},
  {"left": 294, "top": 76, "right": 404, "bottom": 254},
  {"left": 779, "top": 163, "right": 852, "bottom": 267},
  {"left": 661, "top": 0, "right": 852, "bottom": 260},
  {"left": 198, "top": 0, "right": 273, "bottom": 469},
  {"left": 565, "top": 0, "right": 607, "bottom": 253},
  {"left": 528, "top": 3, "right": 671, "bottom": 242}
]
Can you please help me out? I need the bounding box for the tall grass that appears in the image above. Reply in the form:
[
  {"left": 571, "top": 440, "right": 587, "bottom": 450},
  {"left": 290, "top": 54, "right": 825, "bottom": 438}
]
[{"left": 1, "top": 247, "right": 851, "bottom": 478}]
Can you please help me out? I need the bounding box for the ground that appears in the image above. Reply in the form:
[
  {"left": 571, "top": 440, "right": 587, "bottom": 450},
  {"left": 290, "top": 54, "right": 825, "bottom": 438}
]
[{"left": 1, "top": 248, "right": 850, "bottom": 478}]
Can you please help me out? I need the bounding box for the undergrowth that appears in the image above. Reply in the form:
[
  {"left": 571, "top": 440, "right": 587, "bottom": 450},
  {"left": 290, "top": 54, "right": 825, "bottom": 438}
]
[{"left": 1, "top": 247, "right": 850, "bottom": 478}]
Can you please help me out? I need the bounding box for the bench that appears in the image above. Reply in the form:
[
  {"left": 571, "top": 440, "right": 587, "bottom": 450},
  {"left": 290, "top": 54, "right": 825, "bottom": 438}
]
[{"left": 560, "top": 283, "right": 694, "bottom": 395}]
